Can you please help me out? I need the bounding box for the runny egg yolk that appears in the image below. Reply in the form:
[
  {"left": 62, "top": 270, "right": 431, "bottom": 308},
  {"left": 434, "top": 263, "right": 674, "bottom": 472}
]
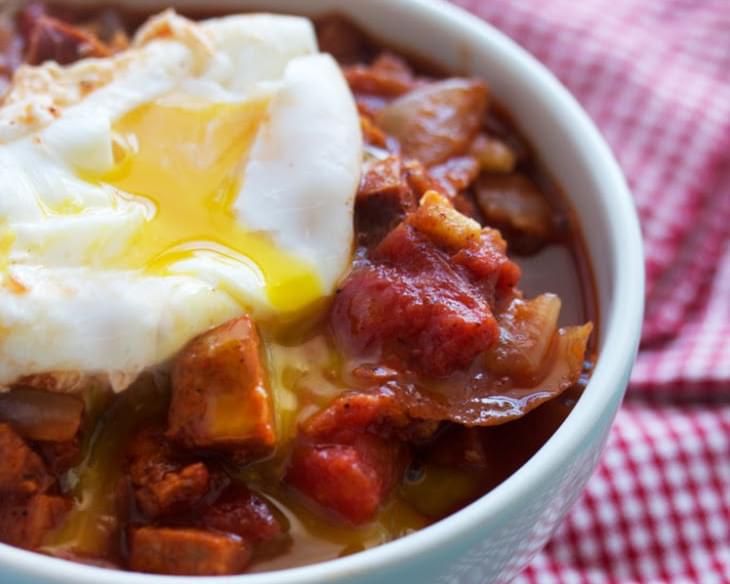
[
  {"left": 0, "top": 225, "right": 14, "bottom": 272},
  {"left": 95, "top": 96, "right": 322, "bottom": 314}
]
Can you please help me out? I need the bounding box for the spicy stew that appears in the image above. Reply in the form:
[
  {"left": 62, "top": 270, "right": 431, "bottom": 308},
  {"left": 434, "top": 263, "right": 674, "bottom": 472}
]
[{"left": 0, "top": 4, "right": 597, "bottom": 576}]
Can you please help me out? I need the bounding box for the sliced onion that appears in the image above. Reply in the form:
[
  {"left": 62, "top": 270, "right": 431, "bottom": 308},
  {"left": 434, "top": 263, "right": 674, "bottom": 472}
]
[
  {"left": 376, "top": 79, "right": 488, "bottom": 166},
  {"left": 485, "top": 293, "right": 562, "bottom": 380},
  {"left": 389, "top": 321, "right": 593, "bottom": 426}
]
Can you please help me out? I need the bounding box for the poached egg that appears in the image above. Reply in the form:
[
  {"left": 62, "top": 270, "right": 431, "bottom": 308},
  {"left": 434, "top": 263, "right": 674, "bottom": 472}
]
[{"left": 0, "top": 11, "right": 362, "bottom": 391}]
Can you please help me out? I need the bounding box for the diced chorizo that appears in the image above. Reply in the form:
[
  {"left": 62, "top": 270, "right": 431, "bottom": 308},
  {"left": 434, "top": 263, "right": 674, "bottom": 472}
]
[
  {"left": 356, "top": 157, "right": 480, "bottom": 250},
  {"left": 201, "top": 485, "right": 283, "bottom": 544},
  {"left": 0, "top": 494, "right": 70, "bottom": 549},
  {"left": 0, "top": 423, "right": 52, "bottom": 495},
  {"left": 127, "top": 426, "right": 210, "bottom": 519},
  {"left": 377, "top": 79, "right": 489, "bottom": 166},
  {"left": 287, "top": 432, "right": 405, "bottom": 525},
  {"left": 135, "top": 462, "right": 209, "bottom": 519},
  {"left": 24, "top": 15, "right": 110, "bottom": 65},
  {"left": 129, "top": 527, "right": 250, "bottom": 576},
  {"left": 168, "top": 316, "right": 276, "bottom": 457},
  {"left": 356, "top": 156, "right": 418, "bottom": 246}
]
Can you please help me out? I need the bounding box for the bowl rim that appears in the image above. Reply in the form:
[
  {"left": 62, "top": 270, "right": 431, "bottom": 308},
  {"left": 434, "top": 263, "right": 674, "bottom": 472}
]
[{"left": 0, "top": 0, "right": 644, "bottom": 582}]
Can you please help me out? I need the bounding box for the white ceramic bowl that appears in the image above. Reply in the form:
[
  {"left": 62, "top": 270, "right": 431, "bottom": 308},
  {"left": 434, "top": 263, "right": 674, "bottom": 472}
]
[{"left": 1, "top": 1, "right": 644, "bottom": 583}]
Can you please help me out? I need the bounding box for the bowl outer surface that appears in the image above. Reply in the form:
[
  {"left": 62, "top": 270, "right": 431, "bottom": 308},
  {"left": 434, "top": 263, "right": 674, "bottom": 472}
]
[{"left": 0, "top": 1, "right": 644, "bottom": 583}]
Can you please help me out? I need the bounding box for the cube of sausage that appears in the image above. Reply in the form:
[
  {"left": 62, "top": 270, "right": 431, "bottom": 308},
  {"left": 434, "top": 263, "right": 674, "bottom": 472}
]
[
  {"left": 135, "top": 461, "right": 210, "bottom": 519},
  {"left": 0, "top": 494, "right": 71, "bottom": 549},
  {"left": 127, "top": 426, "right": 210, "bottom": 519},
  {"left": 168, "top": 316, "right": 276, "bottom": 456},
  {"left": 0, "top": 423, "right": 52, "bottom": 495},
  {"left": 201, "top": 485, "right": 283, "bottom": 544},
  {"left": 129, "top": 527, "right": 250, "bottom": 576},
  {"left": 356, "top": 156, "right": 418, "bottom": 246}
]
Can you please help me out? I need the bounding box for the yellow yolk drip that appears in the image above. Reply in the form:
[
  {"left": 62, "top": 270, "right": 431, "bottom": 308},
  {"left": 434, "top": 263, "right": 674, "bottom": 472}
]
[
  {"left": 93, "top": 96, "right": 322, "bottom": 314},
  {"left": 0, "top": 225, "right": 14, "bottom": 272}
]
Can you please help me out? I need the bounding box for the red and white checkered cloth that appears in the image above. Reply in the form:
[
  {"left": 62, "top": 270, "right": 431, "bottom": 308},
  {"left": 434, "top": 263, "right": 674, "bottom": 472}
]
[{"left": 451, "top": 0, "right": 730, "bottom": 581}]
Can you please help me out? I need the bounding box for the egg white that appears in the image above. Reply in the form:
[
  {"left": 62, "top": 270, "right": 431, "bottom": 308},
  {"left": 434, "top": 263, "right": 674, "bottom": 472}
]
[{"left": 0, "top": 11, "right": 362, "bottom": 391}]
